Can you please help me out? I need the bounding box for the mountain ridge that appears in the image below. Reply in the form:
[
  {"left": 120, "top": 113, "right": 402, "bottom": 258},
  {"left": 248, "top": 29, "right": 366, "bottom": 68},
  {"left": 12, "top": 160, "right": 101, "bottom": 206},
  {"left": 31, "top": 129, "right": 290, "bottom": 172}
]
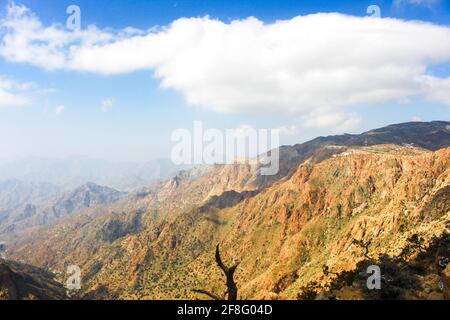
[
  {"left": 1, "top": 121, "right": 449, "bottom": 300},
  {"left": 0, "top": 182, "right": 127, "bottom": 241}
]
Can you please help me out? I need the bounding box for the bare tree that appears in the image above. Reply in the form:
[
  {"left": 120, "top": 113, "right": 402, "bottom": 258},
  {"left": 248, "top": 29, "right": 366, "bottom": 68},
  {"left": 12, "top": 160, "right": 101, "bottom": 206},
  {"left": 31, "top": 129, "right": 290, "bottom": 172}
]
[
  {"left": 352, "top": 238, "right": 372, "bottom": 260},
  {"left": 193, "top": 244, "right": 239, "bottom": 300}
]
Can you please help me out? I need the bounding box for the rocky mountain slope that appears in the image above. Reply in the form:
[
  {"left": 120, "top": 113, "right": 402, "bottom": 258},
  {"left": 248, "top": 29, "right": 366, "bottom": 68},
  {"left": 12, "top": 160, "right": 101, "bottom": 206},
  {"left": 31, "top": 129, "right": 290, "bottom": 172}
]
[
  {"left": 2, "top": 121, "right": 449, "bottom": 300},
  {"left": 6, "top": 144, "right": 449, "bottom": 300},
  {"left": 255, "top": 120, "right": 450, "bottom": 187}
]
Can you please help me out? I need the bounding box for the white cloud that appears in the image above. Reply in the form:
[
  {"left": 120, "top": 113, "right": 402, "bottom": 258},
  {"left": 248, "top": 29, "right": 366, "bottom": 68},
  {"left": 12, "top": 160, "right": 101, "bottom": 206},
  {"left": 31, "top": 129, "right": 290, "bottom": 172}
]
[
  {"left": 0, "top": 87, "right": 27, "bottom": 107},
  {"left": 303, "top": 111, "right": 362, "bottom": 133},
  {"left": 277, "top": 125, "right": 300, "bottom": 136},
  {"left": 2, "top": 4, "right": 450, "bottom": 126},
  {"left": 100, "top": 97, "right": 116, "bottom": 112},
  {"left": 0, "top": 76, "right": 30, "bottom": 107},
  {"left": 55, "top": 105, "right": 65, "bottom": 115},
  {"left": 335, "top": 115, "right": 362, "bottom": 133},
  {"left": 0, "top": 4, "right": 114, "bottom": 70},
  {"left": 419, "top": 75, "right": 450, "bottom": 106}
]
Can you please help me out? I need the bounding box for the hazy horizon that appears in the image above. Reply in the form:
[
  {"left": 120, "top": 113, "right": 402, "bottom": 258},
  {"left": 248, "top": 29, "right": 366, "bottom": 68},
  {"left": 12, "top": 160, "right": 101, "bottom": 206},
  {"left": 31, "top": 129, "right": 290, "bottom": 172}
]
[{"left": 1, "top": 1, "right": 450, "bottom": 163}]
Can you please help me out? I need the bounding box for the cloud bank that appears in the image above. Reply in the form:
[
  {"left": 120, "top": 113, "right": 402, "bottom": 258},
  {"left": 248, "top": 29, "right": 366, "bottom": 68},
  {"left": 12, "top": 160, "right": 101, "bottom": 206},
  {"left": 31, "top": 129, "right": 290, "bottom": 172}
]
[{"left": 1, "top": 3, "right": 450, "bottom": 127}]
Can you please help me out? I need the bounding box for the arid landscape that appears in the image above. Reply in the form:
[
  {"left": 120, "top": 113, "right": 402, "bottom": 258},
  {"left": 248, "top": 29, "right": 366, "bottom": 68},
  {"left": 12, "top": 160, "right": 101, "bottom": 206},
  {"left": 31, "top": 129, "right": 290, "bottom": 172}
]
[
  {"left": 1, "top": 121, "right": 449, "bottom": 300},
  {"left": 1, "top": 1, "right": 450, "bottom": 303}
]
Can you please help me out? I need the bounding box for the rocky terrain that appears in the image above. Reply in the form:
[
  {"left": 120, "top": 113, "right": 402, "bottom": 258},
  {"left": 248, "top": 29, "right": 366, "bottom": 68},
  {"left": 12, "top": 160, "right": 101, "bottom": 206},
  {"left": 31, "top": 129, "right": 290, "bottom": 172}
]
[{"left": 0, "top": 121, "right": 449, "bottom": 300}]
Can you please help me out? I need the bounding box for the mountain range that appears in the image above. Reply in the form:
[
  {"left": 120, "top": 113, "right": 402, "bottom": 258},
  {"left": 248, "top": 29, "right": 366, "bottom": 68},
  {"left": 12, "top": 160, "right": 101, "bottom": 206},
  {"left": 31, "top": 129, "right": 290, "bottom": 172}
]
[
  {"left": 0, "top": 121, "right": 449, "bottom": 300},
  {"left": 0, "top": 181, "right": 127, "bottom": 240}
]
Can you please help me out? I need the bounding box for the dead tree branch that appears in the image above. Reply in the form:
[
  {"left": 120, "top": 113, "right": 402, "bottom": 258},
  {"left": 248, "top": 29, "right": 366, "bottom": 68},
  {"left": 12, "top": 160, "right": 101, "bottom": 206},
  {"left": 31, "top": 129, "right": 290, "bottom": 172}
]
[
  {"left": 352, "top": 238, "right": 372, "bottom": 260},
  {"left": 191, "top": 289, "right": 223, "bottom": 301},
  {"left": 192, "top": 244, "right": 239, "bottom": 300}
]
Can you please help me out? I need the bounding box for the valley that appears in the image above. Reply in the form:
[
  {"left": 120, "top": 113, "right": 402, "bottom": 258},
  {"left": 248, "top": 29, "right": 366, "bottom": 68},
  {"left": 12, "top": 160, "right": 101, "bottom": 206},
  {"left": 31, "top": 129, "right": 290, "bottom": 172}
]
[{"left": 0, "top": 121, "right": 449, "bottom": 300}]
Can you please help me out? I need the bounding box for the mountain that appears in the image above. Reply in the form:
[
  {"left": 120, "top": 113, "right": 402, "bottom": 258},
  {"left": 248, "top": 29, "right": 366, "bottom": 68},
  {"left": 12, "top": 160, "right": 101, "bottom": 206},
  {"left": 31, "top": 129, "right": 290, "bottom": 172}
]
[
  {"left": 0, "top": 258, "right": 66, "bottom": 300},
  {"left": 0, "top": 179, "right": 61, "bottom": 212},
  {"left": 253, "top": 120, "right": 450, "bottom": 187},
  {"left": 0, "top": 182, "right": 126, "bottom": 239},
  {"left": 300, "top": 121, "right": 450, "bottom": 151},
  {"left": 0, "top": 157, "right": 188, "bottom": 191},
  {"left": 2, "top": 121, "right": 450, "bottom": 300},
  {"left": 7, "top": 144, "right": 448, "bottom": 300},
  {"left": 51, "top": 182, "right": 127, "bottom": 216}
]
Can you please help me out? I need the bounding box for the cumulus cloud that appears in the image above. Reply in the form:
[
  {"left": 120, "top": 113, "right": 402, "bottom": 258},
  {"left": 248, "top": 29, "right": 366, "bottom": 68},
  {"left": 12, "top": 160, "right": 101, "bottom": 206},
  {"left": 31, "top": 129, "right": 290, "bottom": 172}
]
[
  {"left": 2, "top": 4, "right": 450, "bottom": 126},
  {"left": 0, "top": 76, "right": 30, "bottom": 107},
  {"left": 419, "top": 75, "right": 450, "bottom": 106},
  {"left": 0, "top": 4, "right": 114, "bottom": 70},
  {"left": 303, "top": 111, "right": 362, "bottom": 133},
  {"left": 277, "top": 125, "right": 300, "bottom": 136},
  {"left": 100, "top": 97, "right": 116, "bottom": 112}
]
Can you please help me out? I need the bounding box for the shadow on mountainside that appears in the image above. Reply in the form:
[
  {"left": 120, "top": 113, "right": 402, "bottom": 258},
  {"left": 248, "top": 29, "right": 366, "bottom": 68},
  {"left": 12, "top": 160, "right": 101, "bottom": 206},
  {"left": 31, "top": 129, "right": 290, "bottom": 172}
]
[
  {"left": 298, "top": 232, "right": 450, "bottom": 300},
  {"left": 0, "top": 259, "right": 67, "bottom": 300}
]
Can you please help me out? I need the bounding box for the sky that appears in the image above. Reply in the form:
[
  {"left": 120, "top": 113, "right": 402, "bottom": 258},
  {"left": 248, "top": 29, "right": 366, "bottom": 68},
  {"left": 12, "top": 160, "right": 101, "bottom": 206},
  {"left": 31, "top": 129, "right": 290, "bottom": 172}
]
[{"left": 0, "top": 0, "right": 450, "bottom": 163}]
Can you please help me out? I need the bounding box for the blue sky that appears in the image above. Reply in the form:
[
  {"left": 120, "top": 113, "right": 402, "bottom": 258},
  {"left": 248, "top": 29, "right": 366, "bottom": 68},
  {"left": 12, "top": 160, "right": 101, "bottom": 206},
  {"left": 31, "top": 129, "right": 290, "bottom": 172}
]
[{"left": 0, "top": 0, "right": 449, "bottom": 162}]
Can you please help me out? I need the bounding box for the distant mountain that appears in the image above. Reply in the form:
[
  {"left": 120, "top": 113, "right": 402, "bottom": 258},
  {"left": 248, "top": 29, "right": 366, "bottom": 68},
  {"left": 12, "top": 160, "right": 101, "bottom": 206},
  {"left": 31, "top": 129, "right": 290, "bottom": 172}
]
[
  {"left": 299, "top": 120, "right": 450, "bottom": 151},
  {"left": 0, "top": 179, "right": 61, "bottom": 213},
  {"left": 52, "top": 182, "right": 126, "bottom": 216},
  {"left": 0, "top": 182, "right": 126, "bottom": 238},
  {"left": 0, "top": 157, "right": 188, "bottom": 191},
  {"left": 38, "top": 182, "right": 130, "bottom": 244}
]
